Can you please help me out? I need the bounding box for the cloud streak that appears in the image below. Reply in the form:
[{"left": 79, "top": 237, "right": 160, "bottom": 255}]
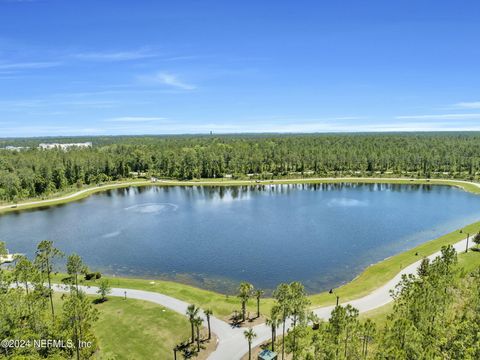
[
  {"left": 137, "top": 72, "right": 196, "bottom": 90},
  {"left": 105, "top": 116, "right": 168, "bottom": 122},
  {"left": 72, "top": 49, "right": 157, "bottom": 62},
  {"left": 0, "top": 61, "right": 61, "bottom": 70},
  {"left": 3, "top": 118, "right": 480, "bottom": 138},
  {"left": 453, "top": 101, "right": 480, "bottom": 109},
  {"left": 395, "top": 113, "right": 480, "bottom": 120}
]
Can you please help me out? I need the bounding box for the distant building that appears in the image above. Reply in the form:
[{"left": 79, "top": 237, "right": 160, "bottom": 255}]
[
  {"left": 3, "top": 146, "right": 29, "bottom": 151},
  {"left": 38, "top": 142, "right": 92, "bottom": 150},
  {"left": 258, "top": 349, "right": 277, "bottom": 360}
]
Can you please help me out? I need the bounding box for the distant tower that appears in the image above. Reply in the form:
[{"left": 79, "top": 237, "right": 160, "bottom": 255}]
[{"left": 210, "top": 131, "right": 213, "bottom": 135}]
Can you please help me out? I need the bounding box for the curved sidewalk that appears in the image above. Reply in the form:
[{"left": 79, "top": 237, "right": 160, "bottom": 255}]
[
  {"left": 51, "top": 234, "right": 475, "bottom": 360},
  {"left": 2, "top": 178, "right": 478, "bottom": 213}
]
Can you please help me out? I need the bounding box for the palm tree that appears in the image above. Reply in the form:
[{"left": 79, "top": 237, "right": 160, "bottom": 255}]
[
  {"left": 255, "top": 289, "right": 264, "bottom": 318},
  {"left": 266, "top": 305, "right": 281, "bottom": 352},
  {"left": 362, "top": 319, "right": 376, "bottom": 358},
  {"left": 244, "top": 328, "right": 257, "bottom": 360},
  {"left": 473, "top": 232, "right": 480, "bottom": 248},
  {"left": 35, "top": 240, "right": 63, "bottom": 321},
  {"left": 289, "top": 282, "right": 310, "bottom": 360},
  {"left": 173, "top": 344, "right": 181, "bottom": 360},
  {"left": 204, "top": 309, "right": 213, "bottom": 340},
  {"left": 186, "top": 304, "right": 199, "bottom": 344},
  {"left": 193, "top": 316, "right": 204, "bottom": 352},
  {"left": 238, "top": 282, "right": 254, "bottom": 322},
  {"left": 273, "top": 283, "right": 292, "bottom": 360}
]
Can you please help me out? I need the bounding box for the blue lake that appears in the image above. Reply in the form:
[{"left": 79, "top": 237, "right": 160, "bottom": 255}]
[{"left": 1, "top": 183, "right": 480, "bottom": 293}]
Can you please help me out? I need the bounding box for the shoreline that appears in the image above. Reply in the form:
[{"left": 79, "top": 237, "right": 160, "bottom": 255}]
[
  {"left": 1, "top": 176, "right": 479, "bottom": 216},
  {"left": 8, "top": 176, "right": 474, "bottom": 313}
]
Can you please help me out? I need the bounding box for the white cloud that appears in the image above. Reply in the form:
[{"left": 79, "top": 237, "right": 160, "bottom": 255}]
[
  {"left": 0, "top": 98, "right": 117, "bottom": 110},
  {"left": 395, "top": 113, "right": 480, "bottom": 120},
  {"left": 453, "top": 101, "right": 480, "bottom": 109},
  {"left": 0, "top": 61, "right": 61, "bottom": 70},
  {"left": 105, "top": 116, "right": 168, "bottom": 122},
  {"left": 137, "top": 72, "right": 196, "bottom": 90},
  {"left": 72, "top": 50, "right": 156, "bottom": 62},
  {"left": 4, "top": 118, "right": 480, "bottom": 138}
]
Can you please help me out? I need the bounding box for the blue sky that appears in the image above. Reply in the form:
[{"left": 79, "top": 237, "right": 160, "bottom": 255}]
[{"left": 1, "top": 0, "right": 480, "bottom": 137}]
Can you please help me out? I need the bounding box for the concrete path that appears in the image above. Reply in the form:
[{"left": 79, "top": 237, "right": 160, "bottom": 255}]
[
  {"left": 2, "top": 177, "right": 478, "bottom": 213},
  {"left": 52, "top": 283, "right": 237, "bottom": 355},
  {"left": 49, "top": 234, "right": 476, "bottom": 360},
  {"left": 0, "top": 181, "right": 149, "bottom": 211},
  {"left": 214, "top": 235, "right": 476, "bottom": 360},
  {"left": 8, "top": 178, "right": 478, "bottom": 359}
]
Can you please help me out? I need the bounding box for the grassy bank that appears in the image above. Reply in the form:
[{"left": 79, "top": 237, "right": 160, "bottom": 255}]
[
  {"left": 308, "top": 220, "right": 480, "bottom": 306},
  {"left": 93, "top": 297, "right": 193, "bottom": 360},
  {"left": 51, "top": 221, "right": 480, "bottom": 320},
  {"left": 8, "top": 177, "right": 480, "bottom": 317},
  {"left": 1, "top": 177, "right": 479, "bottom": 216},
  {"left": 52, "top": 293, "right": 195, "bottom": 360},
  {"left": 52, "top": 273, "right": 271, "bottom": 319}
]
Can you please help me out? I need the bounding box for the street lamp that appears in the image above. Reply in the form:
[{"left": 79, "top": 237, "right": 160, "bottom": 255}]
[
  {"left": 466, "top": 233, "right": 470, "bottom": 253},
  {"left": 329, "top": 289, "right": 339, "bottom": 306}
]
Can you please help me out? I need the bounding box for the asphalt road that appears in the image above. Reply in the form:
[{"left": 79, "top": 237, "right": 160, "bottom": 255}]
[{"left": 51, "top": 235, "right": 475, "bottom": 360}]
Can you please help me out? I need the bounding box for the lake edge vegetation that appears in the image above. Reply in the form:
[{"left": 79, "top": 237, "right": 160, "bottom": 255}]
[{"left": 2, "top": 133, "right": 480, "bottom": 204}]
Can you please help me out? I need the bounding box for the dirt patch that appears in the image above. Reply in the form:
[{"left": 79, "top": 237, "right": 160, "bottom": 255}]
[
  {"left": 224, "top": 312, "right": 267, "bottom": 328},
  {"left": 174, "top": 329, "right": 218, "bottom": 360}
]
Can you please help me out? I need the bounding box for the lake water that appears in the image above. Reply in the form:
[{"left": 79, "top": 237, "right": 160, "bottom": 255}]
[{"left": 1, "top": 183, "right": 480, "bottom": 294}]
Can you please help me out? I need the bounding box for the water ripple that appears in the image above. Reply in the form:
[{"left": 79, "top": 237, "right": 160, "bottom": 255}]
[{"left": 124, "top": 202, "right": 179, "bottom": 214}]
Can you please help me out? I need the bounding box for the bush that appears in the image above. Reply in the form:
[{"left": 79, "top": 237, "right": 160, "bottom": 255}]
[
  {"left": 84, "top": 273, "right": 95, "bottom": 280},
  {"left": 84, "top": 272, "right": 102, "bottom": 280}
]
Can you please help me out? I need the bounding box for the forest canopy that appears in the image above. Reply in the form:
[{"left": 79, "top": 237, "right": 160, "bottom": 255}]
[{"left": 1, "top": 132, "right": 480, "bottom": 202}]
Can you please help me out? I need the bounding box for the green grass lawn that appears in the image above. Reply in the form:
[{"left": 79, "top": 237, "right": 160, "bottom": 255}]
[
  {"left": 53, "top": 293, "right": 192, "bottom": 360},
  {"left": 2, "top": 177, "right": 479, "bottom": 215},
  {"left": 52, "top": 274, "right": 271, "bottom": 320},
  {"left": 308, "top": 221, "right": 480, "bottom": 307},
  {"left": 93, "top": 297, "right": 191, "bottom": 360},
  {"left": 359, "top": 302, "right": 394, "bottom": 329},
  {"left": 358, "top": 248, "right": 480, "bottom": 329},
  {"left": 51, "top": 221, "right": 480, "bottom": 320},
  {"left": 17, "top": 176, "right": 480, "bottom": 318}
]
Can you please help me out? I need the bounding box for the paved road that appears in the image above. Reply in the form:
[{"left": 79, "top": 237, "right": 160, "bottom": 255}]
[
  {"left": 11, "top": 178, "right": 479, "bottom": 359},
  {"left": 52, "top": 283, "right": 236, "bottom": 353},
  {"left": 0, "top": 181, "right": 149, "bottom": 211},
  {"left": 51, "top": 234, "right": 475, "bottom": 360},
  {"left": 2, "top": 177, "right": 478, "bottom": 213},
  {"left": 210, "top": 235, "right": 476, "bottom": 360}
]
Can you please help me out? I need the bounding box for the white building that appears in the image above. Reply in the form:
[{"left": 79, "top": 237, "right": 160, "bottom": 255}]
[
  {"left": 38, "top": 142, "right": 92, "bottom": 150},
  {"left": 3, "top": 146, "right": 29, "bottom": 151}
]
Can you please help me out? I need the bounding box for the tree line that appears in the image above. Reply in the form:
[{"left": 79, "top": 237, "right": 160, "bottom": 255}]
[
  {"left": 2, "top": 240, "right": 479, "bottom": 359},
  {"left": 250, "top": 245, "right": 480, "bottom": 360},
  {"left": 0, "top": 240, "right": 111, "bottom": 359},
  {"left": 1, "top": 133, "right": 480, "bottom": 202}
]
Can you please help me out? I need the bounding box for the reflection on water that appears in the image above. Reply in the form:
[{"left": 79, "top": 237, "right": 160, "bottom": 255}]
[
  {"left": 125, "top": 203, "right": 179, "bottom": 214},
  {"left": 0, "top": 183, "right": 479, "bottom": 294}
]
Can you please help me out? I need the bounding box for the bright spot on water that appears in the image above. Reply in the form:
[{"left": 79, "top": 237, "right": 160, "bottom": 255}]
[
  {"left": 327, "top": 198, "right": 368, "bottom": 207},
  {"left": 101, "top": 230, "right": 121, "bottom": 238},
  {"left": 124, "top": 203, "right": 179, "bottom": 214}
]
